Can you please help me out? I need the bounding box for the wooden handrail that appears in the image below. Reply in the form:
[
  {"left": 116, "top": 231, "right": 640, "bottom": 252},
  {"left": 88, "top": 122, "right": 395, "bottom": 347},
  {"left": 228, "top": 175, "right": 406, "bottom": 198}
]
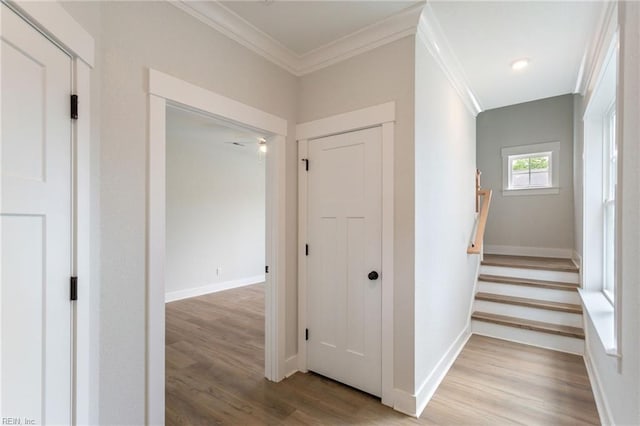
[{"left": 468, "top": 188, "right": 492, "bottom": 254}]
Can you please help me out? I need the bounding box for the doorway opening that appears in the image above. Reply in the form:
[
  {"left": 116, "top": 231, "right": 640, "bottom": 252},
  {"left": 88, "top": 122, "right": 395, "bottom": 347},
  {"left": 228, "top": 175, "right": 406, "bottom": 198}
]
[
  {"left": 147, "top": 69, "right": 288, "bottom": 424},
  {"left": 164, "top": 105, "right": 269, "bottom": 421}
]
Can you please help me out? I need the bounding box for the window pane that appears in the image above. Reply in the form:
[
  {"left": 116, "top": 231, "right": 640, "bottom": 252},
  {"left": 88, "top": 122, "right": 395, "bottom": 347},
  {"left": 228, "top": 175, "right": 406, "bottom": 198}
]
[
  {"left": 511, "top": 172, "right": 530, "bottom": 187},
  {"left": 530, "top": 170, "right": 550, "bottom": 186},
  {"left": 529, "top": 156, "right": 549, "bottom": 171},
  {"left": 511, "top": 158, "right": 529, "bottom": 171}
]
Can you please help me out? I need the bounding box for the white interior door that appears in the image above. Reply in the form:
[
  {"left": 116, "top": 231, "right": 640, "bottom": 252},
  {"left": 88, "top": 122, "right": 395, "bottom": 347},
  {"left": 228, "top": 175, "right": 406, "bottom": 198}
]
[
  {"left": 306, "top": 126, "right": 382, "bottom": 396},
  {"left": 1, "top": 4, "right": 73, "bottom": 424}
]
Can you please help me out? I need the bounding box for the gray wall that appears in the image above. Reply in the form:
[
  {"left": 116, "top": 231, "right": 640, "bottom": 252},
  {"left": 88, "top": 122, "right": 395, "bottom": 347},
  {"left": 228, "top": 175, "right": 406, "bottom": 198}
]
[
  {"left": 298, "top": 35, "right": 416, "bottom": 392},
  {"left": 414, "top": 37, "right": 478, "bottom": 393},
  {"left": 61, "top": 2, "right": 299, "bottom": 424},
  {"left": 476, "top": 94, "right": 575, "bottom": 252},
  {"left": 166, "top": 123, "right": 265, "bottom": 296}
]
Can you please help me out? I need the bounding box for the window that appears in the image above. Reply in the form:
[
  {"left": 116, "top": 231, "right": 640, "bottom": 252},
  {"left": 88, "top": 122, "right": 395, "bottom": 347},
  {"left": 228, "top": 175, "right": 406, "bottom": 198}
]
[
  {"left": 602, "top": 105, "right": 617, "bottom": 302},
  {"left": 501, "top": 141, "right": 560, "bottom": 195}
]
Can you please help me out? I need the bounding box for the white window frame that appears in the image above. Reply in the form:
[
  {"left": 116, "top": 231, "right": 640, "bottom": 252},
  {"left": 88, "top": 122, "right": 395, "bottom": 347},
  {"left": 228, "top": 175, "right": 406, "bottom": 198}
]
[
  {"left": 602, "top": 102, "right": 617, "bottom": 304},
  {"left": 501, "top": 141, "right": 560, "bottom": 196}
]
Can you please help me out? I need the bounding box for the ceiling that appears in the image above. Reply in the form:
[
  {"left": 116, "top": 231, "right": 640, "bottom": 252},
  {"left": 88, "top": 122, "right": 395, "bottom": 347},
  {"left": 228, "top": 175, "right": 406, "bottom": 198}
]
[
  {"left": 429, "top": 1, "right": 603, "bottom": 110},
  {"left": 219, "top": 1, "right": 419, "bottom": 55},
  {"left": 176, "top": 1, "right": 605, "bottom": 111},
  {"left": 166, "top": 106, "right": 266, "bottom": 155}
]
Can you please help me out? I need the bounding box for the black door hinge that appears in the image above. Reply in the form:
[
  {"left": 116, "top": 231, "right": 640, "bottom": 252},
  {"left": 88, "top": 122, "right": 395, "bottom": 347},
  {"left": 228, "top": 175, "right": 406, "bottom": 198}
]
[
  {"left": 265, "top": 265, "right": 269, "bottom": 274},
  {"left": 305, "top": 328, "right": 309, "bottom": 341},
  {"left": 70, "top": 95, "right": 78, "bottom": 120},
  {"left": 302, "top": 158, "right": 309, "bottom": 171},
  {"left": 305, "top": 244, "right": 309, "bottom": 256},
  {"left": 70, "top": 276, "right": 78, "bottom": 301}
]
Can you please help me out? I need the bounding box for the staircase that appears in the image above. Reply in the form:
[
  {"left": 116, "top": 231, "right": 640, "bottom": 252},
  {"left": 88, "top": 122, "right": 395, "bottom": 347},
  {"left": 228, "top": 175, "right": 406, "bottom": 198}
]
[{"left": 471, "top": 254, "right": 584, "bottom": 354}]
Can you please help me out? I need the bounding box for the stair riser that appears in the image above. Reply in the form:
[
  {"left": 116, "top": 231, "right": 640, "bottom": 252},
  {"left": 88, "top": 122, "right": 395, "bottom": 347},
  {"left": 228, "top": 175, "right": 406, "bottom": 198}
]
[
  {"left": 477, "top": 282, "right": 580, "bottom": 304},
  {"left": 471, "top": 320, "right": 585, "bottom": 355},
  {"left": 473, "top": 300, "right": 583, "bottom": 328},
  {"left": 480, "top": 265, "right": 579, "bottom": 284}
]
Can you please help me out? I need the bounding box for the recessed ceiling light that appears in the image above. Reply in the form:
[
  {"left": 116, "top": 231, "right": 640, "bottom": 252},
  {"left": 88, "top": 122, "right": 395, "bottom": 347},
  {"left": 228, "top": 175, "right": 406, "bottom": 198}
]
[{"left": 511, "top": 58, "right": 529, "bottom": 71}]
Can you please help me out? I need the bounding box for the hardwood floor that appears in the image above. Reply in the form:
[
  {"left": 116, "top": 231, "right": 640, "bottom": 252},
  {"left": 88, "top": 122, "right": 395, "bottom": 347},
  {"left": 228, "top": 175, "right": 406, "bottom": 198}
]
[{"left": 166, "top": 284, "right": 600, "bottom": 425}]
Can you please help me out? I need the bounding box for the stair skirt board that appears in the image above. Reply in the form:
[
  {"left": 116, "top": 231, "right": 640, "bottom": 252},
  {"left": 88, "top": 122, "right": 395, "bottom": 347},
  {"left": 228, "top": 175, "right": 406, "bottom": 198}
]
[
  {"left": 480, "top": 265, "right": 580, "bottom": 284},
  {"left": 477, "top": 282, "right": 580, "bottom": 304},
  {"left": 472, "top": 300, "right": 583, "bottom": 328},
  {"left": 471, "top": 320, "right": 585, "bottom": 355}
]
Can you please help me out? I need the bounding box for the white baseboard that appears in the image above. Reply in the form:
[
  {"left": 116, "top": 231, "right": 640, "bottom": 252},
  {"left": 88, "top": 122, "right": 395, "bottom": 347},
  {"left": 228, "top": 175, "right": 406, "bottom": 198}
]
[
  {"left": 393, "top": 326, "right": 471, "bottom": 417},
  {"left": 584, "top": 343, "right": 614, "bottom": 426},
  {"left": 415, "top": 326, "right": 471, "bottom": 417},
  {"left": 284, "top": 355, "right": 298, "bottom": 378},
  {"left": 484, "top": 244, "right": 574, "bottom": 259},
  {"left": 392, "top": 388, "right": 417, "bottom": 417},
  {"left": 165, "top": 275, "right": 265, "bottom": 303}
]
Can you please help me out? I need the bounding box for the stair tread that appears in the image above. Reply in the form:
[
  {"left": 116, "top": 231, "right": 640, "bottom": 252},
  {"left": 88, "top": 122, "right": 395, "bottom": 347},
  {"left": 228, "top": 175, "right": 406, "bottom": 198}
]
[
  {"left": 475, "top": 292, "right": 582, "bottom": 314},
  {"left": 478, "top": 274, "right": 579, "bottom": 291},
  {"left": 482, "top": 254, "right": 579, "bottom": 272},
  {"left": 472, "top": 311, "right": 585, "bottom": 339}
]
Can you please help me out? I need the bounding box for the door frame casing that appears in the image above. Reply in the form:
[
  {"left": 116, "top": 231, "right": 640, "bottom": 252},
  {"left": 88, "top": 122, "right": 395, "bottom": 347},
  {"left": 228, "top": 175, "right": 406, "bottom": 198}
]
[
  {"left": 296, "top": 102, "right": 395, "bottom": 406},
  {"left": 0, "top": 2, "right": 95, "bottom": 424},
  {"left": 147, "top": 69, "right": 288, "bottom": 426}
]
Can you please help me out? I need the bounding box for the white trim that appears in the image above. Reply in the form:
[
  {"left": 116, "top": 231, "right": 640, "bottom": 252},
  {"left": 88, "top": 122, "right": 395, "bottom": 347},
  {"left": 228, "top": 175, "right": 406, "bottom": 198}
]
[
  {"left": 575, "top": 1, "right": 617, "bottom": 96},
  {"left": 502, "top": 187, "right": 560, "bottom": 197},
  {"left": 72, "top": 58, "right": 94, "bottom": 426},
  {"left": 296, "top": 102, "right": 395, "bottom": 141},
  {"left": 147, "top": 94, "right": 166, "bottom": 426},
  {"left": 5, "top": 0, "right": 95, "bottom": 67},
  {"left": 171, "top": 1, "right": 424, "bottom": 77},
  {"left": 2, "top": 6, "right": 96, "bottom": 424},
  {"left": 296, "top": 103, "right": 395, "bottom": 408},
  {"left": 297, "top": 4, "right": 423, "bottom": 76},
  {"left": 171, "top": 1, "right": 298, "bottom": 75},
  {"left": 414, "top": 326, "right": 471, "bottom": 417},
  {"left": 284, "top": 355, "right": 298, "bottom": 378},
  {"left": 149, "top": 70, "right": 287, "bottom": 137},
  {"left": 583, "top": 345, "right": 615, "bottom": 426},
  {"left": 392, "top": 327, "right": 471, "bottom": 417},
  {"left": 416, "top": 3, "right": 482, "bottom": 117},
  {"left": 484, "top": 245, "right": 574, "bottom": 259},
  {"left": 165, "top": 276, "right": 265, "bottom": 303},
  {"left": 579, "top": 290, "right": 618, "bottom": 356},
  {"left": 147, "top": 71, "right": 288, "bottom": 425},
  {"left": 296, "top": 140, "right": 309, "bottom": 374}
]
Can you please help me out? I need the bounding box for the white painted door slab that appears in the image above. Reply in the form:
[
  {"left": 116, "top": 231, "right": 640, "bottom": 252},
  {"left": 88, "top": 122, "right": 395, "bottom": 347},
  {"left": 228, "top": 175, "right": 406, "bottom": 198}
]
[
  {"left": 1, "top": 4, "right": 73, "bottom": 424},
  {"left": 307, "top": 126, "right": 382, "bottom": 396}
]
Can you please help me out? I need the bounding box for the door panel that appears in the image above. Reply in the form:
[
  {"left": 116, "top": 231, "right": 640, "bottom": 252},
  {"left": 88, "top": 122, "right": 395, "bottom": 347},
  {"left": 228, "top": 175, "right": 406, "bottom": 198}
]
[
  {"left": 307, "top": 126, "right": 382, "bottom": 397},
  {"left": 1, "top": 4, "right": 72, "bottom": 424}
]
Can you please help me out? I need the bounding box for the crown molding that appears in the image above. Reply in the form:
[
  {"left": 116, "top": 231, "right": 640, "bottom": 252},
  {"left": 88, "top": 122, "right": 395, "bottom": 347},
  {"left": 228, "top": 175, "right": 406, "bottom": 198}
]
[
  {"left": 416, "top": 4, "right": 482, "bottom": 116},
  {"left": 171, "top": 1, "right": 300, "bottom": 75},
  {"left": 298, "top": 3, "right": 424, "bottom": 75},
  {"left": 172, "top": 1, "right": 425, "bottom": 77},
  {"left": 574, "top": 1, "right": 618, "bottom": 96}
]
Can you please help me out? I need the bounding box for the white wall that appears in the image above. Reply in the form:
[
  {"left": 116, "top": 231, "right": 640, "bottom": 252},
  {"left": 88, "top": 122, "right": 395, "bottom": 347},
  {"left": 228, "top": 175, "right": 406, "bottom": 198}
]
[
  {"left": 477, "top": 95, "right": 575, "bottom": 254},
  {"left": 298, "top": 35, "right": 416, "bottom": 394},
  {"left": 414, "top": 32, "right": 478, "bottom": 409},
  {"left": 165, "top": 120, "right": 265, "bottom": 299},
  {"left": 579, "top": 4, "right": 640, "bottom": 425},
  {"left": 60, "top": 2, "right": 299, "bottom": 424}
]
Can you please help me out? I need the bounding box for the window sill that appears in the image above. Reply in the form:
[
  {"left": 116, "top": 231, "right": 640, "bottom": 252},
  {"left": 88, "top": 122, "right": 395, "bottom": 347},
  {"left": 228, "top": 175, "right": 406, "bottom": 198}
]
[
  {"left": 502, "top": 187, "right": 560, "bottom": 196},
  {"left": 578, "top": 289, "right": 619, "bottom": 357}
]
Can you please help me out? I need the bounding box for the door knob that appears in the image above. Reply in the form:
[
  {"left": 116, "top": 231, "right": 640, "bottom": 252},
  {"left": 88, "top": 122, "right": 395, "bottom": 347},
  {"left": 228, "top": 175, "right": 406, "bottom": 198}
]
[{"left": 368, "top": 271, "right": 379, "bottom": 280}]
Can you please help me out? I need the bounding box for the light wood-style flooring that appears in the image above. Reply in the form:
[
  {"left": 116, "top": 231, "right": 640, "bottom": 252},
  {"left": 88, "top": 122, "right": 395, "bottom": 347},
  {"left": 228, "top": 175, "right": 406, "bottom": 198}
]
[{"left": 166, "top": 284, "right": 600, "bottom": 425}]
